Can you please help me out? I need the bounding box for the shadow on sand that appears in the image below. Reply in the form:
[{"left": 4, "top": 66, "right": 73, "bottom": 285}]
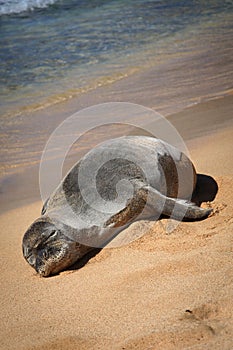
[{"left": 192, "top": 174, "right": 218, "bottom": 206}]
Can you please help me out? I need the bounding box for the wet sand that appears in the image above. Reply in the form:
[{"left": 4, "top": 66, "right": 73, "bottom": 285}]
[{"left": 0, "top": 96, "right": 233, "bottom": 349}]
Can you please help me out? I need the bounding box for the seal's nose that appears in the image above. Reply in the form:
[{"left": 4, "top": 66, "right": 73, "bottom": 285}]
[{"left": 35, "top": 259, "right": 50, "bottom": 277}]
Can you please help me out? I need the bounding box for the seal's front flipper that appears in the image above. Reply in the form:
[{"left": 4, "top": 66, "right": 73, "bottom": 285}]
[
  {"left": 104, "top": 185, "right": 149, "bottom": 228},
  {"left": 144, "top": 184, "right": 212, "bottom": 220}
]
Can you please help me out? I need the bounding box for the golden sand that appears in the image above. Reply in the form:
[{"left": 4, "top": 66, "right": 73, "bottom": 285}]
[{"left": 0, "top": 96, "right": 233, "bottom": 350}]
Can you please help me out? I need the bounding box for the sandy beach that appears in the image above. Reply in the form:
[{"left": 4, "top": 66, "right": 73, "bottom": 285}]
[{"left": 1, "top": 93, "right": 233, "bottom": 350}]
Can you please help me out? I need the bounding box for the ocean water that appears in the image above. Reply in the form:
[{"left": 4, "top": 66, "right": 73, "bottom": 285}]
[
  {"left": 1, "top": 0, "right": 233, "bottom": 119},
  {"left": 0, "top": 0, "right": 233, "bottom": 207}
]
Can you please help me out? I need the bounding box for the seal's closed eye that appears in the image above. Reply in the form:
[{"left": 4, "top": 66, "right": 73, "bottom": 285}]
[{"left": 41, "top": 229, "right": 58, "bottom": 243}]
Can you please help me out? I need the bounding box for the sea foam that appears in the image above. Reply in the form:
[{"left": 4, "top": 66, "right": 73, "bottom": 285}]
[{"left": 0, "top": 0, "right": 58, "bottom": 15}]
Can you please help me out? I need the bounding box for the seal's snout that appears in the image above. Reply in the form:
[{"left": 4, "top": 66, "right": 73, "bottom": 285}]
[
  {"left": 22, "top": 218, "right": 80, "bottom": 277},
  {"left": 22, "top": 219, "right": 55, "bottom": 275}
]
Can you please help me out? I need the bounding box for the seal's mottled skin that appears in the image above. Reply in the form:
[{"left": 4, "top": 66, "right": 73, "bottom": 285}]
[{"left": 22, "top": 136, "right": 212, "bottom": 276}]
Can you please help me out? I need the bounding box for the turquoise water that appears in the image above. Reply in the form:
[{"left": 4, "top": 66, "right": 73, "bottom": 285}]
[{"left": 1, "top": 0, "right": 233, "bottom": 117}]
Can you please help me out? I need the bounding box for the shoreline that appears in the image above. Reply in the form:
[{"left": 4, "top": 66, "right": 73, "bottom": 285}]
[
  {"left": 2, "top": 23, "right": 233, "bottom": 180},
  {"left": 1, "top": 93, "right": 233, "bottom": 214}
]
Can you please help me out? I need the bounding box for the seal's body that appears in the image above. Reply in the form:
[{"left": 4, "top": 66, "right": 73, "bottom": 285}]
[{"left": 23, "top": 136, "right": 212, "bottom": 276}]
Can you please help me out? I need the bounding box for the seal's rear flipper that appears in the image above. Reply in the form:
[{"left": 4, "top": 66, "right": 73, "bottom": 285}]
[
  {"left": 106, "top": 180, "right": 212, "bottom": 224},
  {"left": 142, "top": 183, "right": 212, "bottom": 221},
  {"left": 164, "top": 197, "right": 213, "bottom": 220}
]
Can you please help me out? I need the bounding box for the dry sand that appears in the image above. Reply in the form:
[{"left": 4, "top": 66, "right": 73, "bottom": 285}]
[{"left": 0, "top": 96, "right": 233, "bottom": 350}]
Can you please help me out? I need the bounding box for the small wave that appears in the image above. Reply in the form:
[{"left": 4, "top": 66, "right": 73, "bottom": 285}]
[
  {"left": 0, "top": 0, "right": 58, "bottom": 15},
  {"left": 1, "top": 67, "right": 140, "bottom": 120}
]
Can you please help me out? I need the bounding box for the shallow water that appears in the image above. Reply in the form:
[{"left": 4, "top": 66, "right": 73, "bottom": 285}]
[{"left": 1, "top": 0, "right": 233, "bottom": 117}]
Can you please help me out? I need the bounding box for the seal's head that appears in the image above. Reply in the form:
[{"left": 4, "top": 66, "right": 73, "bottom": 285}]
[{"left": 22, "top": 219, "right": 79, "bottom": 277}]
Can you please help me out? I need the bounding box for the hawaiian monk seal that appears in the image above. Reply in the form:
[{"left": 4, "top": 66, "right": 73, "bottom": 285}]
[{"left": 22, "top": 136, "right": 212, "bottom": 276}]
